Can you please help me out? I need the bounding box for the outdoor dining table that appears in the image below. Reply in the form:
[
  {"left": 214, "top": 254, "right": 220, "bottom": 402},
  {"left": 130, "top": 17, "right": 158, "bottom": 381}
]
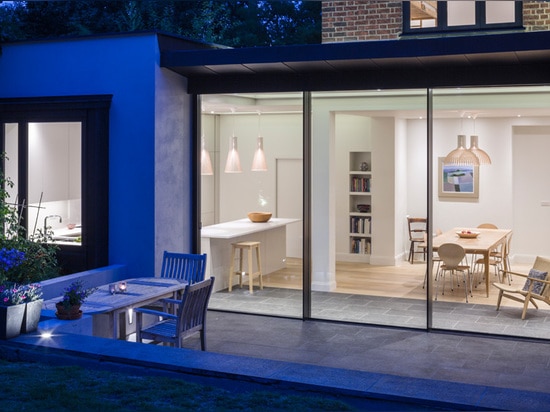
[
  {"left": 431, "top": 227, "right": 512, "bottom": 297},
  {"left": 45, "top": 277, "right": 188, "bottom": 339}
]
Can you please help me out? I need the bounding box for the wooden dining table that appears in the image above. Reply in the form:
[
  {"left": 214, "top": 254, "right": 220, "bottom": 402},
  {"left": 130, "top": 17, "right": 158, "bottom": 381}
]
[{"left": 431, "top": 227, "right": 512, "bottom": 297}]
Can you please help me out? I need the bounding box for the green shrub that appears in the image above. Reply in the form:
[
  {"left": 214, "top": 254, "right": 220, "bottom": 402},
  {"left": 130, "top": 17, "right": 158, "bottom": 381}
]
[{"left": 0, "top": 156, "right": 60, "bottom": 284}]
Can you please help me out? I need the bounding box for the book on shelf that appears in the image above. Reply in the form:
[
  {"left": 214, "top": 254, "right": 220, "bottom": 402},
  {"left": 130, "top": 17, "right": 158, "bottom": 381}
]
[
  {"left": 349, "top": 216, "right": 371, "bottom": 234},
  {"left": 350, "top": 176, "right": 370, "bottom": 192},
  {"left": 350, "top": 237, "right": 371, "bottom": 254}
]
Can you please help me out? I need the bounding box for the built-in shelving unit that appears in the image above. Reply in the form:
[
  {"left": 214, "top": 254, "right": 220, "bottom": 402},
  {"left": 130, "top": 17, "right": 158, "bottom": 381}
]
[{"left": 348, "top": 151, "right": 372, "bottom": 260}]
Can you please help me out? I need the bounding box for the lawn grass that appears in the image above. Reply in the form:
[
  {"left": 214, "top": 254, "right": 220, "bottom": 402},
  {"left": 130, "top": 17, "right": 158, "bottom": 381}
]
[{"left": 0, "top": 359, "right": 356, "bottom": 411}]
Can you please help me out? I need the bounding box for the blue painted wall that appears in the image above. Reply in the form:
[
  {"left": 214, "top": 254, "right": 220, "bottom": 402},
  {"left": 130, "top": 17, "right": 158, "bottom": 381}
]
[{"left": 0, "top": 33, "right": 170, "bottom": 276}]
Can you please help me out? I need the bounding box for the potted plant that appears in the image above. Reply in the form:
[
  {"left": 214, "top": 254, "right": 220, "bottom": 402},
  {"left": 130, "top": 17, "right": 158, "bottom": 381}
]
[
  {"left": 0, "top": 247, "right": 45, "bottom": 339},
  {"left": 56, "top": 280, "right": 96, "bottom": 320},
  {"left": 21, "top": 283, "right": 44, "bottom": 334},
  {"left": 0, "top": 282, "right": 43, "bottom": 339}
]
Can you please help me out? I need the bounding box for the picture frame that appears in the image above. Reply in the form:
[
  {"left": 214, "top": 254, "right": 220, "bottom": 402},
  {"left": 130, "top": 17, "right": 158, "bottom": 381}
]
[{"left": 438, "top": 157, "right": 479, "bottom": 199}]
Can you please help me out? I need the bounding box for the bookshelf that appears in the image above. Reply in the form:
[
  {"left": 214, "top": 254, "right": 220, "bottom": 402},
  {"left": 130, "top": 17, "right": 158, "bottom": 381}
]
[{"left": 349, "top": 151, "right": 372, "bottom": 260}]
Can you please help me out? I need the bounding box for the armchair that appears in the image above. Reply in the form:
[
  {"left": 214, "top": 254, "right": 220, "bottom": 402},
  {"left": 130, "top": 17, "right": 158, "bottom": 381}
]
[{"left": 493, "top": 256, "right": 550, "bottom": 320}]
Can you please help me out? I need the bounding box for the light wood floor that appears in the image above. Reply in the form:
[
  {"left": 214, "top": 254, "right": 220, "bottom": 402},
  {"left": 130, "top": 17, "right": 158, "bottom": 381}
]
[{"left": 263, "top": 257, "right": 531, "bottom": 308}]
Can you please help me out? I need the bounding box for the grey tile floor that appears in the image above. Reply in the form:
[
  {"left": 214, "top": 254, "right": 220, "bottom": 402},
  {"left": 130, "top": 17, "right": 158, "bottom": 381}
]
[
  {"left": 205, "top": 310, "right": 550, "bottom": 397},
  {"left": 209, "top": 286, "right": 550, "bottom": 340}
]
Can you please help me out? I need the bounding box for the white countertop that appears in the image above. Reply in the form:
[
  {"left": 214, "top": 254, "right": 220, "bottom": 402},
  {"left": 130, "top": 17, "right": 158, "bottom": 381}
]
[{"left": 201, "top": 218, "right": 300, "bottom": 239}]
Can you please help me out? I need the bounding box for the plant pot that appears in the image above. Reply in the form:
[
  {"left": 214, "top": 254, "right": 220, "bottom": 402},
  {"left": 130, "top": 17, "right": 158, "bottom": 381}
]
[
  {"left": 22, "top": 299, "right": 43, "bottom": 333},
  {"left": 0, "top": 304, "right": 26, "bottom": 340},
  {"left": 55, "top": 302, "right": 82, "bottom": 320}
]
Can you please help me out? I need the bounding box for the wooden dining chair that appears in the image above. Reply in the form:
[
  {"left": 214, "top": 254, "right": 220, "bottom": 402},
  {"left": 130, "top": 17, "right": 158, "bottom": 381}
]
[
  {"left": 135, "top": 277, "right": 215, "bottom": 350},
  {"left": 477, "top": 223, "right": 498, "bottom": 229},
  {"left": 407, "top": 217, "right": 427, "bottom": 264},
  {"left": 435, "top": 243, "right": 473, "bottom": 303},
  {"left": 422, "top": 228, "right": 443, "bottom": 289},
  {"left": 472, "top": 241, "right": 505, "bottom": 287},
  {"left": 469, "top": 223, "right": 499, "bottom": 270}
]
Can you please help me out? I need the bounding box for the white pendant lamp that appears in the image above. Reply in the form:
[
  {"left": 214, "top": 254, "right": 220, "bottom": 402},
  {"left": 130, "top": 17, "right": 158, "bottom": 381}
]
[
  {"left": 224, "top": 135, "right": 242, "bottom": 173},
  {"left": 251, "top": 137, "right": 267, "bottom": 171},
  {"left": 251, "top": 112, "right": 267, "bottom": 171},
  {"left": 200, "top": 137, "right": 213, "bottom": 176},
  {"left": 224, "top": 110, "right": 242, "bottom": 173},
  {"left": 443, "top": 134, "right": 480, "bottom": 166},
  {"left": 468, "top": 135, "right": 492, "bottom": 165}
]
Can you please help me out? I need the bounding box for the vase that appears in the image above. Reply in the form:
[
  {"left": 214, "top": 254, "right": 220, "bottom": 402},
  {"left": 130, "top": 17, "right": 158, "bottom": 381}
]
[
  {"left": 22, "top": 299, "right": 44, "bottom": 333},
  {"left": 55, "top": 302, "right": 82, "bottom": 320},
  {"left": 0, "top": 304, "right": 26, "bottom": 339}
]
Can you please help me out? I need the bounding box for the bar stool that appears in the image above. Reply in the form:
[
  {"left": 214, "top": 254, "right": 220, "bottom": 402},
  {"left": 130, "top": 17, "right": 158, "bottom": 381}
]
[{"left": 229, "top": 241, "right": 263, "bottom": 293}]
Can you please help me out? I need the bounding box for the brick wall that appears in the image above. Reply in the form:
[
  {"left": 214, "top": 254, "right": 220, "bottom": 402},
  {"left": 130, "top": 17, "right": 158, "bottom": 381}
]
[
  {"left": 524, "top": 1, "right": 550, "bottom": 31},
  {"left": 322, "top": 1, "right": 402, "bottom": 43},
  {"left": 322, "top": 1, "right": 550, "bottom": 43}
]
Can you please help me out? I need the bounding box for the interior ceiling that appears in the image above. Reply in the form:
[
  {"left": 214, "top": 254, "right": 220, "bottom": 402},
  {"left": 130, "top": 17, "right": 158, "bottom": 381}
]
[{"left": 201, "top": 88, "right": 550, "bottom": 119}]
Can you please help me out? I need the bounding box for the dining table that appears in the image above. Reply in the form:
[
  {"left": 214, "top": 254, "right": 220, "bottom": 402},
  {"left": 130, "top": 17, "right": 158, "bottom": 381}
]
[
  {"left": 44, "top": 277, "right": 188, "bottom": 339},
  {"left": 431, "top": 227, "right": 512, "bottom": 297}
]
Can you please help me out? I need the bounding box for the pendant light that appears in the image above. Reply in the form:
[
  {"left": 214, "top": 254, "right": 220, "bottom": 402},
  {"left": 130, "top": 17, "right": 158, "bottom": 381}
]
[
  {"left": 251, "top": 112, "right": 267, "bottom": 172},
  {"left": 468, "top": 135, "right": 492, "bottom": 165},
  {"left": 443, "top": 134, "right": 480, "bottom": 166},
  {"left": 224, "top": 110, "right": 242, "bottom": 173},
  {"left": 467, "top": 115, "right": 491, "bottom": 165},
  {"left": 200, "top": 136, "right": 213, "bottom": 176}
]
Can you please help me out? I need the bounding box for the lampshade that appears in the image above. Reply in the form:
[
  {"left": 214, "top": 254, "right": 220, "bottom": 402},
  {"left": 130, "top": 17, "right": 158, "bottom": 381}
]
[
  {"left": 200, "top": 137, "right": 213, "bottom": 175},
  {"left": 224, "top": 135, "right": 242, "bottom": 173},
  {"left": 468, "top": 135, "right": 492, "bottom": 165},
  {"left": 443, "top": 135, "right": 480, "bottom": 166},
  {"left": 251, "top": 136, "right": 267, "bottom": 171}
]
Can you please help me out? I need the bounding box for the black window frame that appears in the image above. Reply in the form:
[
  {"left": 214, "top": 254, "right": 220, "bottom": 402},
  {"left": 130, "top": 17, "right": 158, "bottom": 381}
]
[
  {"left": 0, "top": 95, "right": 112, "bottom": 274},
  {"left": 403, "top": 1, "right": 523, "bottom": 35}
]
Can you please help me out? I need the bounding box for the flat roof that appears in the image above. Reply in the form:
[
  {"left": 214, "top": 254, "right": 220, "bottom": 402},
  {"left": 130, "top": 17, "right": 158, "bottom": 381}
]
[{"left": 160, "top": 31, "right": 550, "bottom": 94}]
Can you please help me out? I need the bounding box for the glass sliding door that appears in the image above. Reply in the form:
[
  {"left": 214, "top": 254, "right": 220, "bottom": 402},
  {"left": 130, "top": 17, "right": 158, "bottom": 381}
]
[
  {"left": 432, "top": 85, "right": 550, "bottom": 338},
  {"left": 310, "top": 90, "right": 429, "bottom": 328},
  {"left": 200, "top": 93, "right": 304, "bottom": 317}
]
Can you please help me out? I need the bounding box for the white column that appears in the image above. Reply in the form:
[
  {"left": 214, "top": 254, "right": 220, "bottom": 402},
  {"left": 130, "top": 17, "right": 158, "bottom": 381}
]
[{"left": 311, "top": 109, "right": 337, "bottom": 291}]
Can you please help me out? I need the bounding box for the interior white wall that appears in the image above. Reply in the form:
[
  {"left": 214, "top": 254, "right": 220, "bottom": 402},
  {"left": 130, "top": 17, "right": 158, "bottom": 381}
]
[
  {"left": 395, "top": 118, "right": 411, "bottom": 262},
  {"left": 370, "top": 117, "right": 396, "bottom": 265},
  {"left": 334, "top": 114, "right": 372, "bottom": 258},
  {"left": 213, "top": 112, "right": 303, "bottom": 222},
  {"left": 512, "top": 125, "right": 550, "bottom": 262},
  {"left": 406, "top": 115, "right": 550, "bottom": 263},
  {"left": 201, "top": 115, "right": 217, "bottom": 227}
]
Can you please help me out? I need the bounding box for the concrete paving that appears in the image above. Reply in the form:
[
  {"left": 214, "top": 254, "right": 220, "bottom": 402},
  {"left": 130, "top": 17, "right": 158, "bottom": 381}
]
[{"left": 2, "top": 310, "right": 550, "bottom": 411}]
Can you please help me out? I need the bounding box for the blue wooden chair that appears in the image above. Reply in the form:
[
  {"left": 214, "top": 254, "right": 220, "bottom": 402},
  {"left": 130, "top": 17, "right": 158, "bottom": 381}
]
[
  {"left": 135, "top": 277, "right": 215, "bottom": 350},
  {"left": 160, "top": 251, "right": 207, "bottom": 285},
  {"left": 146, "top": 252, "right": 207, "bottom": 311}
]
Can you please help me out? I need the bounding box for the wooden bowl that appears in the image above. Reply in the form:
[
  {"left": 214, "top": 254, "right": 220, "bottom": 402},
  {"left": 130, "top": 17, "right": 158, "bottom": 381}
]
[
  {"left": 248, "top": 212, "right": 272, "bottom": 223},
  {"left": 456, "top": 231, "right": 480, "bottom": 239}
]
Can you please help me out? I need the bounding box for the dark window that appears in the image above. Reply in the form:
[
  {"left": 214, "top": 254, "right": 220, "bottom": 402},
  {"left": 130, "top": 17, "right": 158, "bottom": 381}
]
[{"left": 403, "top": 1, "right": 522, "bottom": 35}]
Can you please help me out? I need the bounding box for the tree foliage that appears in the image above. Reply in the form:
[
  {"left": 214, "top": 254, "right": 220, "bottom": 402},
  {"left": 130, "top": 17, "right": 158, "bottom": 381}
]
[{"left": 0, "top": 1, "right": 321, "bottom": 47}]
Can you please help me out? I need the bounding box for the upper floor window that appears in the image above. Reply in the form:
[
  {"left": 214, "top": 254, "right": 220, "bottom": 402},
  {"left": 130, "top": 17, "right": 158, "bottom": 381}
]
[{"left": 404, "top": 1, "right": 522, "bottom": 34}]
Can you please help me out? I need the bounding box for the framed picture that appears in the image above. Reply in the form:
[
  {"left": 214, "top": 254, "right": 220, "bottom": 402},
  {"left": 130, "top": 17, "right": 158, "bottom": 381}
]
[{"left": 438, "top": 157, "right": 479, "bottom": 199}]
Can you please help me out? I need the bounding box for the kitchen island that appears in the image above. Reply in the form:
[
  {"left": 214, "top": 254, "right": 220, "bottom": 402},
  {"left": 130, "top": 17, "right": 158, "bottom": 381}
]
[{"left": 201, "top": 218, "right": 300, "bottom": 292}]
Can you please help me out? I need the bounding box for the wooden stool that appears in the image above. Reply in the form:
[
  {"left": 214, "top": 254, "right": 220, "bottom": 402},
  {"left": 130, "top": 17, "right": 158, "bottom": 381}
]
[{"left": 229, "top": 241, "right": 263, "bottom": 293}]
